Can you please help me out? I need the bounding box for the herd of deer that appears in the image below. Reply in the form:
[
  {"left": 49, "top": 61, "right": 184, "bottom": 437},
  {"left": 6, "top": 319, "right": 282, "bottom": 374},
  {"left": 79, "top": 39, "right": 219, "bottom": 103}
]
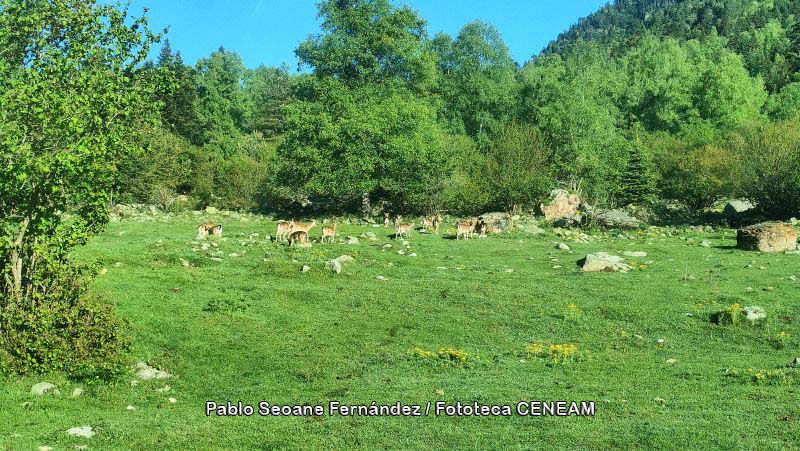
[{"left": 196, "top": 213, "right": 491, "bottom": 245}]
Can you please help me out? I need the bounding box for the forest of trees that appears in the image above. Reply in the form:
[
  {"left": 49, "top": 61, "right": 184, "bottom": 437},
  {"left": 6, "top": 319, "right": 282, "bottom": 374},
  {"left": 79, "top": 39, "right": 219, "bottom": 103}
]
[
  {"left": 3, "top": 0, "right": 800, "bottom": 376},
  {"left": 115, "top": 0, "right": 800, "bottom": 220}
]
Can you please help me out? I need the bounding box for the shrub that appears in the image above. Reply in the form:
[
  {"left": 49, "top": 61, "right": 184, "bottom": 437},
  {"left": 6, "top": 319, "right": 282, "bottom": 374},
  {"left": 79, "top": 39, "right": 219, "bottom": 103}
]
[
  {"left": 737, "top": 119, "right": 800, "bottom": 218},
  {"left": 0, "top": 261, "right": 129, "bottom": 379}
]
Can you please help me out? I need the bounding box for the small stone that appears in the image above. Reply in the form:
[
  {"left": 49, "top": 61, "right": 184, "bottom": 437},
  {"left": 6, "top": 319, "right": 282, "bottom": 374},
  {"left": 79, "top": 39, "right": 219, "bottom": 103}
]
[
  {"left": 654, "top": 398, "right": 666, "bottom": 406},
  {"left": 127, "top": 405, "right": 136, "bottom": 411},
  {"left": 409, "top": 253, "right": 417, "bottom": 257},
  {"left": 504, "top": 268, "right": 515, "bottom": 273},
  {"left": 179, "top": 258, "right": 190, "bottom": 267},
  {"left": 66, "top": 426, "right": 95, "bottom": 438},
  {"left": 38, "top": 447, "right": 53, "bottom": 451},
  {"left": 99, "top": 268, "right": 108, "bottom": 275},
  {"left": 666, "top": 358, "right": 677, "bottom": 365},
  {"left": 382, "top": 244, "right": 393, "bottom": 250},
  {"left": 402, "top": 240, "right": 410, "bottom": 246},
  {"left": 71, "top": 387, "right": 83, "bottom": 398},
  {"left": 30, "top": 382, "right": 56, "bottom": 396},
  {"left": 656, "top": 339, "right": 665, "bottom": 345},
  {"left": 326, "top": 260, "right": 342, "bottom": 274},
  {"left": 365, "top": 232, "right": 376, "bottom": 238},
  {"left": 556, "top": 242, "right": 570, "bottom": 251},
  {"left": 227, "top": 253, "right": 239, "bottom": 258},
  {"left": 301, "top": 265, "right": 311, "bottom": 273},
  {"left": 334, "top": 255, "right": 355, "bottom": 264},
  {"left": 743, "top": 306, "right": 766, "bottom": 322},
  {"left": 398, "top": 250, "right": 405, "bottom": 255},
  {"left": 74, "top": 446, "right": 89, "bottom": 451},
  {"left": 700, "top": 240, "right": 711, "bottom": 248},
  {"left": 376, "top": 275, "right": 387, "bottom": 281},
  {"left": 113, "top": 261, "right": 123, "bottom": 267},
  {"left": 623, "top": 251, "right": 647, "bottom": 258},
  {"left": 346, "top": 236, "right": 359, "bottom": 245},
  {"left": 764, "top": 286, "right": 774, "bottom": 292},
  {"left": 168, "top": 397, "right": 177, "bottom": 404},
  {"left": 135, "top": 362, "right": 171, "bottom": 380},
  {"left": 792, "top": 357, "right": 800, "bottom": 368},
  {"left": 552, "top": 265, "right": 562, "bottom": 269},
  {"left": 436, "top": 267, "right": 447, "bottom": 270},
  {"left": 789, "top": 276, "right": 798, "bottom": 282},
  {"left": 435, "top": 389, "right": 445, "bottom": 396},
  {"left": 156, "top": 385, "right": 171, "bottom": 393}
]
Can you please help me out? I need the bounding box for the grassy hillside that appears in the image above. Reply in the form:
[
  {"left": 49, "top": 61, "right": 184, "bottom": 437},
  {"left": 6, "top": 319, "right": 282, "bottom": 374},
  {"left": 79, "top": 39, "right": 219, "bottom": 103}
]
[{"left": 1, "top": 214, "right": 798, "bottom": 449}]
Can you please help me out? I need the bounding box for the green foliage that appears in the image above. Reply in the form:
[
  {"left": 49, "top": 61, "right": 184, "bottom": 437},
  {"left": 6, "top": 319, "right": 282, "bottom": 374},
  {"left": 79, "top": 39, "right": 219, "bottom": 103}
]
[
  {"left": 433, "top": 21, "right": 520, "bottom": 144},
  {"left": 481, "top": 122, "right": 553, "bottom": 214},
  {"left": 0, "top": 0, "right": 158, "bottom": 375},
  {"left": 737, "top": 118, "right": 800, "bottom": 218},
  {"left": 618, "top": 143, "right": 658, "bottom": 206}
]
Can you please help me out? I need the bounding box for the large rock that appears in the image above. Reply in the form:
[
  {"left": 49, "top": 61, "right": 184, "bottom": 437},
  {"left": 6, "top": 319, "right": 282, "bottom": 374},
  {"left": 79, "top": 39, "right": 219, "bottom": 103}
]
[
  {"left": 724, "top": 200, "right": 755, "bottom": 223},
  {"left": 478, "top": 212, "right": 512, "bottom": 233},
  {"left": 592, "top": 209, "right": 641, "bottom": 228},
  {"left": 540, "top": 189, "right": 581, "bottom": 221},
  {"left": 66, "top": 426, "right": 95, "bottom": 438},
  {"left": 579, "top": 252, "right": 632, "bottom": 273},
  {"left": 736, "top": 222, "right": 798, "bottom": 253},
  {"left": 135, "top": 362, "right": 171, "bottom": 380},
  {"left": 30, "top": 382, "right": 57, "bottom": 396}
]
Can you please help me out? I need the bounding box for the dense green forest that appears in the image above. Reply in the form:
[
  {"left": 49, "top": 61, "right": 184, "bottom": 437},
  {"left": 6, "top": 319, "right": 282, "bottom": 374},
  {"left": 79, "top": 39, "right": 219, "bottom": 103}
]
[{"left": 115, "top": 0, "right": 800, "bottom": 219}]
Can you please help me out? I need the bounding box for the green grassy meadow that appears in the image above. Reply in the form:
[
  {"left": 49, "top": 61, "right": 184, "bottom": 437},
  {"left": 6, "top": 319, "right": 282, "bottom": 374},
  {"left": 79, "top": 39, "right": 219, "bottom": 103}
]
[{"left": 2, "top": 214, "right": 799, "bottom": 449}]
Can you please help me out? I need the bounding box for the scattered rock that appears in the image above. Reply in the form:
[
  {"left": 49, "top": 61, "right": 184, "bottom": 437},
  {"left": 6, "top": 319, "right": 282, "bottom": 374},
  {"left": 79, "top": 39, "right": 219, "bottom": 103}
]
[
  {"left": 113, "top": 261, "right": 123, "bottom": 268},
  {"left": 666, "top": 358, "right": 677, "bottom": 365},
  {"left": 71, "top": 387, "right": 83, "bottom": 398},
  {"left": 156, "top": 385, "right": 171, "bottom": 393},
  {"left": 409, "top": 252, "right": 417, "bottom": 257},
  {"left": 654, "top": 398, "right": 666, "bottom": 406},
  {"left": 737, "top": 222, "right": 798, "bottom": 253},
  {"left": 742, "top": 306, "right": 766, "bottom": 322},
  {"left": 205, "top": 206, "right": 218, "bottom": 214},
  {"left": 346, "top": 236, "right": 360, "bottom": 245},
  {"left": 127, "top": 405, "right": 136, "bottom": 411},
  {"left": 623, "top": 251, "right": 647, "bottom": 257},
  {"left": 334, "top": 255, "right": 354, "bottom": 264},
  {"left": 37, "top": 447, "right": 53, "bottom": 451},
  {"left": 66, "top": 426, "right": 95, "bottom": 438},
  {"left": 376, "top": 275, "right": 387, "bottom": 281},
  {"left": 301, "top": 265, "right": 311, "bottom": 273},
  {"left": 578, "top": 252, "right": 632, "bottom": 273},
  {"left": 168, "top": 397, "right": 177, "bottom": 404},
  {"left": 365, "top": 232, "right": 377, "bottom": 238},
  {"left": 325, "top": 259, "right": 342, "bottom": 274},
  {"left": 556, "top": 242, "right": 570, "bottom": 251},
  {"left": 179, "top": 258, "right": 191, "bottom": 267},
  {"left": 135, "top": 362, "right": 171, "bottom": 381},
  {"left": 700, "top": 240, "right": 711, "bottom": 248},
  {"left": 792, "top": 357, "right": 800, "bottom": 368},
  {"left": 382, "top": 244, "right": 392, "bottom": 250},
  {"left": 30, "top": 382, "right": 57, "bottom": 396},
  {"left": 593, "top": 209, "right": 641, "bottom": 228}
]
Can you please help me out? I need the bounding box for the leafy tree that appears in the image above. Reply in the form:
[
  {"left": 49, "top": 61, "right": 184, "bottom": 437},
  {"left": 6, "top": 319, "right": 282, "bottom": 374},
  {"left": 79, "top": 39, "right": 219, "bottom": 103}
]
[
  {"left": 433, "top": 21, "right": 520, "bottom": 144},
  {"left": 618, "top": 142, "right": 658, "bottom": 206},
  {"left": 195, "top": 47, "right": 249, "bottom": 150},
  {"left": 244, "top": 64, "right": 293, "bottom": 137},
  {"left": 156, "top": 40, "right": 202, "bottom": 143},
  {"left": 295, "top": 0, "right": 437, "bottom": 91},
  {"left": 481, "top": 122, "right": 553, "bottom": 216},
  {"left": 0, "top": 0, "right": 160, "bottom": 374}
]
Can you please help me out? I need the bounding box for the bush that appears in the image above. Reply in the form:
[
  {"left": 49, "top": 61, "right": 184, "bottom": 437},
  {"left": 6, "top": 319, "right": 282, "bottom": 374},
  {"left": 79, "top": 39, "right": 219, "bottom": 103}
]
[
  {"left": 0, "top": 261, "right": 129, "bottom": 379},
  {"left": 737, "top": 119, "right": 800, "bottom": 218}
]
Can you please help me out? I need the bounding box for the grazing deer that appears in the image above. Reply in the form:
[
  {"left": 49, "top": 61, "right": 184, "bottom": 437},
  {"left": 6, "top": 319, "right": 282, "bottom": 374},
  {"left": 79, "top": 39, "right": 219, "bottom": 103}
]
[
  {"left": 289, "top": 230, "right": 309, "bottom": 246},
  {"left": 432, "top": 214, "right": 442, "bottom": 234},
  {"left": 275, "top": 220, "right": 293, "bottom": 242},
  {"left": 383, "top": 212, "right": 391, "bottom": 228},
  {"left": 422, "top": 216, "right": 434, "bottom": 231},
  {"left": 456, "top": 219, "right": 475, "bottom": 240},
  {"left": 196, "top": 222, "right": 222, "bottom": 239},
  {"left": 395, "top": 221, "right": 414, "bottom": 240},
  {"left": 321, "top": 223, "right": 337, "bottom": 243},
  {"left": 290, "top": 219, "right": 316, "bottom": 235}
]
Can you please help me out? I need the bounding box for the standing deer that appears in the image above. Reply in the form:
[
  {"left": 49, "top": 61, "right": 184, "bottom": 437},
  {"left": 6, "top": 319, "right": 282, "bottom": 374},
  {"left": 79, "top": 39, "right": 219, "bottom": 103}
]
[
  {"left": 321, "top": 223, "right": 337, "bottom": 243},
  {"left": 395, "top": 221, "right": 414, "bottom": 240},
  {"left": 275, "top": 220, "right": 293, "bottom": 242},
  {"left": 383, "top": 212, "right": 391, "bottom": 228},
  {"left": 289, "top": 230, "right": 309, "bottom": 246},
  {"left": 456, "top": 219, "right": 475, "bottom": 240}
]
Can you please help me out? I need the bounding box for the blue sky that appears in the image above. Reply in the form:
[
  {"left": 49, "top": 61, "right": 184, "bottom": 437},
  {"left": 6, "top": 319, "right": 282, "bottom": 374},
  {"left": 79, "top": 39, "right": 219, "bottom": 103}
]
[{"left": 128, "top": 0, "right": 609, "bottom": 70}]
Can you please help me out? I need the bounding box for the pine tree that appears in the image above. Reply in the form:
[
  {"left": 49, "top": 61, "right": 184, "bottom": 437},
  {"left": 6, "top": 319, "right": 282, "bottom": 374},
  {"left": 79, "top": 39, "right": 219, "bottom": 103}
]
[{"left": 618, "top": 144, "right": 657, "bottom": 206}]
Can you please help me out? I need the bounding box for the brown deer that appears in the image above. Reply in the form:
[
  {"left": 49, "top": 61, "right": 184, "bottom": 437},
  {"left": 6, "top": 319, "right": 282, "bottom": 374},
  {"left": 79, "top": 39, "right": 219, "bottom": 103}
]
[
  {"left": 421, "top": 216, "right": 434, "bottom": 231},
  {"left": 432, "top": 214, "right": 443, "bottom": 234},
  {"left": 196, "top": 222, "right": 222, "bottom": 239},
  {"left": 289, "top": 230, "right": 309, "bottom": 246},
  {"left": 321, "top": 223, "right": 337, "bottom": 243},
  {"left": 456, "top": 219, "right": 475, "bottom": 240},
  {"left": 275, "top": 220, "right": 293, "bottom": 242},
  {"left": 290, "top": 219, "right": 316, "bottom": 236},
  {"left": 383, "top": 212, "right": 391, "bottom": 228},
  {"left": 395, "top": 221, "right": 414, "bottom": 240}
]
